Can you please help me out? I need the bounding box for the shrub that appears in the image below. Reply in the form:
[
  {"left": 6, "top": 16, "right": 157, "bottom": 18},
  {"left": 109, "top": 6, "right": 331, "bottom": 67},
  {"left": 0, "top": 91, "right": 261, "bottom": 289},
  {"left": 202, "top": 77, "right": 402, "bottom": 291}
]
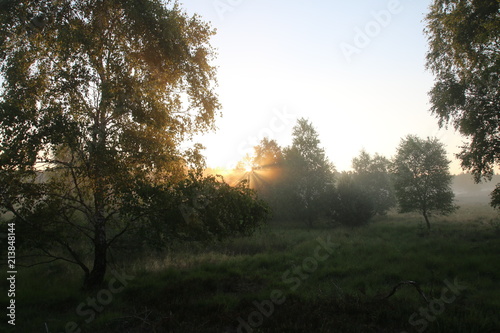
[
  {"left": 331, "top": 173, "right": 375, "bottom": 227},
  {"left": 132, "top": 172, "right": 270, "bottom": 248}
]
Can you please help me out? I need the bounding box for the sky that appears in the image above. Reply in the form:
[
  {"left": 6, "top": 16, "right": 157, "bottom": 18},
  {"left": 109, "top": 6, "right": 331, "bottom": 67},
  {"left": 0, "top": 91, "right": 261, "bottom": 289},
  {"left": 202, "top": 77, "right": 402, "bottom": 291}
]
[{"left": 180, "top": 0, "right": 466, "bottom": 174}]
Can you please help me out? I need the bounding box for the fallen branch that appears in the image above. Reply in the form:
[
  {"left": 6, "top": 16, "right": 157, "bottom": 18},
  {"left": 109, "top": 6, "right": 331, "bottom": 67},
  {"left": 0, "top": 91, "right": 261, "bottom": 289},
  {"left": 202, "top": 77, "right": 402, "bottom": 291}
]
[{"left": 376, "top": 280, "right": 430, "bottom": 303}]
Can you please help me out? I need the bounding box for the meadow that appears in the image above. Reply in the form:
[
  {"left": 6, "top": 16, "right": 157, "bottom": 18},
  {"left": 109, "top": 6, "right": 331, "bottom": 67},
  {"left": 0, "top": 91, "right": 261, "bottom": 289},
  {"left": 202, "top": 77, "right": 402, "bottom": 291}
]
[{"left": 4, "top": 202, "right": 500, "bottom": 333}]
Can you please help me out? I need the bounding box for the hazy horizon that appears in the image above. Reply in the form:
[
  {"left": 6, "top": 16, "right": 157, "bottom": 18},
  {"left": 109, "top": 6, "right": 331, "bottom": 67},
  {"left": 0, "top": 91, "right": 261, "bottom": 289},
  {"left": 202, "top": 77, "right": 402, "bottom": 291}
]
[{"left": 180, "top": 0, "right": 468, "bottom": 174}]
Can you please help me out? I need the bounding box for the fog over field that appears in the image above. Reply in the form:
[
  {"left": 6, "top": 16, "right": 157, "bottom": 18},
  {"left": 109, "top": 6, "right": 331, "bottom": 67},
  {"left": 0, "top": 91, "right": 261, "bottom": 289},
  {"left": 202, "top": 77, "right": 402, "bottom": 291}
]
[{"left": 452, "top": 175, "right": 500, "bottom": 204}]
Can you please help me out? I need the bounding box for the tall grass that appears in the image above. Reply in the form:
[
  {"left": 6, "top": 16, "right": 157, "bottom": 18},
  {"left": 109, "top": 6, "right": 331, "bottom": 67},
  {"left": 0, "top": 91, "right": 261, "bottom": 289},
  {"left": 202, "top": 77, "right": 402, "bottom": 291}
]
[{"left": 5, "top": 203, "right": 500, "bottom": 332}]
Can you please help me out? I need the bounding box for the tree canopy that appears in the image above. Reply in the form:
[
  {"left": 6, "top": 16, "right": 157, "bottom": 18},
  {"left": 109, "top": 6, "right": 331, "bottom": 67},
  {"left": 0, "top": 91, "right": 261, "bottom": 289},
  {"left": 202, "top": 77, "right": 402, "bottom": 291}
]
[
  {"left": 0, "top": 0, "right": 224, "bottom": 288},
  {"left": 392, "top": 135, "right": 457, "bottom": 230},
  {"left": 282, "top": 118, "right": 335, "bottom": 226},
  {"left": 253, "top": 137, "right": 283, "bottom": 170},
  {"left": 352, "top": 150, "right": 395, "bottom": 216},
  {"left": 425, "top": 0, "right": 500, "bottom": 207},
  {"left": 331, "top": 172, "right": 375, "bottom": 227}
]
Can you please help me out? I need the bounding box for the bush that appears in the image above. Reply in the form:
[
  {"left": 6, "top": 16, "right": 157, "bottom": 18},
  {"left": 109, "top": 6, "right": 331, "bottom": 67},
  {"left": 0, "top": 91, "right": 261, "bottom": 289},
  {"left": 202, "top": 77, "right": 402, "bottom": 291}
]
[
  {"left": 133, "top": 172, "right": 270, "bottom": 248},
  {"left": 331, "top": 173, "right": 375, "bottom": 227}
]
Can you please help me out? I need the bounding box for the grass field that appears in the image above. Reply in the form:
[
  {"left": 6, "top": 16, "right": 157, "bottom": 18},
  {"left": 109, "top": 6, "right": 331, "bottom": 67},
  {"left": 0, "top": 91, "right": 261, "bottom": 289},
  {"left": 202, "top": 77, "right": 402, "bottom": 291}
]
[{"left": 4, "top": 203, "right": 500, "bottom": 333}]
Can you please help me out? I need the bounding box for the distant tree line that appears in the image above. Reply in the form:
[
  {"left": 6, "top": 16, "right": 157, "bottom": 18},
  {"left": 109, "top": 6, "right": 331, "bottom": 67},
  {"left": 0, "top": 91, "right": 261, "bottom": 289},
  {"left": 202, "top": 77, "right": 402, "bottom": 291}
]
[{"left": 239, "top": 118, "right": 457, "bottom": 229}]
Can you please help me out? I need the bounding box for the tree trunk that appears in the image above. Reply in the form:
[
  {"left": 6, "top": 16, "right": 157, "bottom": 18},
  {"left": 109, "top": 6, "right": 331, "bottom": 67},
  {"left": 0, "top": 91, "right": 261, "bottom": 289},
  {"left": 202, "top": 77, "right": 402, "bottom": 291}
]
[
  {"left": 85, "top": 109, "right": 108, "bottom": 290},
  {"left": 85, "top": 166, "right": 108, "bottom": 290},
  {"left": 84, "top": 212, "right": 107, "bottom": 290},
  {"left": 422, "top": 211, "right": 431, "bottom": 230}
]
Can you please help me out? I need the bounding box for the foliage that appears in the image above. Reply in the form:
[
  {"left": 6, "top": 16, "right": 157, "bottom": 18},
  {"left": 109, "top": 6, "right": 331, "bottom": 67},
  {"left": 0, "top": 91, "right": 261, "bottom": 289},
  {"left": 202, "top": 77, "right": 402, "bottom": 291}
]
[
  {"left": 0, "top": 0, "right": 220, "bottom": 288},
  {"left": 425, "top": 0, "right": 500, "bottom": 207},
  {"left": 352, "top": 150, "right": 396, "bottom": 215},
  {"left": 132, "top": 172, "right": 270, "bottom": 249},
  {"left": 253, "top": 137, "right": 284, "bottom": 170},
  {"left": 246, "top": 138, "right": 285, "bottom": 219},
  {"left": 331, "top": 172, "right": 375, "bottom": 227},
  {"left": 392, "top": 135, "right": 457, "bottom": 229},
  {"left": 491, "top": 184, "right": 500, "bottom": 210},
  {"left": 281, "top": 118, "right": 335, "bottom": 226}
]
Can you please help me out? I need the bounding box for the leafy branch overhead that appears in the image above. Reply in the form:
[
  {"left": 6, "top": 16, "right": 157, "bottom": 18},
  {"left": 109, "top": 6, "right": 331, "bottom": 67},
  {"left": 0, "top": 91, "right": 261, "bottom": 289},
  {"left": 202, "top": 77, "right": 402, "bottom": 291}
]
[{"left": 425, "top": 0, "right": 500, "bottom": 208}]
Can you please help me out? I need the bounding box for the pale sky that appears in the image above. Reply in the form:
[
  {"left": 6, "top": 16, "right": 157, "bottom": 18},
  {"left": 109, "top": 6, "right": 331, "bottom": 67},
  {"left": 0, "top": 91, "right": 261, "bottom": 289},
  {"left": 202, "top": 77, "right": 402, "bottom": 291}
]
[{"left": 182, "top": 0, "right": 466, "bottom": 174}]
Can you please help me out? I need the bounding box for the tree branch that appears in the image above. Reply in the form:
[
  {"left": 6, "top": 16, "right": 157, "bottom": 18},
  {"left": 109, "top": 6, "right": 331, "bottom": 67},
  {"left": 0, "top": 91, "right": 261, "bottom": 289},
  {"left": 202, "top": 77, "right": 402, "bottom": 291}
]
[
  {"left": 376, "top": 280, "right": 430, "bottom": 303},
  {"left": 54, "top": 240, "right": 90, "bottom": 276},
  {"left": 106, "top": 223, "right": 131, "bottom": 249}
]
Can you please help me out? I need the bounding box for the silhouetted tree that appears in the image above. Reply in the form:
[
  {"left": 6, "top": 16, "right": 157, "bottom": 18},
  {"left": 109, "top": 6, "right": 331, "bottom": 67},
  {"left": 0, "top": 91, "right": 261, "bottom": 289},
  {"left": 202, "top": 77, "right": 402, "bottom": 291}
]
[
  {"left": 352, "top": 150, "right": 396, "bottom": 215},
  {"left": 331, "top": 172, "right": 375, "bottom": 227},
  {"left": 282, "top": 119, "right": 335, "bottom": 227},
  {"left": 392, "top": 136, "right": 457, "bottom": 230},
  {"left": 425, "top": 0, "right": 500, "bottom": 208},
  {"left": 244, "top": 138, "right": 285, "bottom": 218},
  {"left": 253, "top": 137, "right": 284, "bottom": 169},
  {"left": 0, "top": 0, "right": 221, "bottom": 289}
]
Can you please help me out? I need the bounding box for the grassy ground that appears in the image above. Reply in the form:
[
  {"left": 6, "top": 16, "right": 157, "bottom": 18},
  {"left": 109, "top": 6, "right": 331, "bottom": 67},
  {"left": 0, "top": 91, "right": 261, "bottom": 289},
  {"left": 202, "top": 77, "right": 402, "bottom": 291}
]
[{"left": 4, "top": 203, "right": 500, "bottom": 332}]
